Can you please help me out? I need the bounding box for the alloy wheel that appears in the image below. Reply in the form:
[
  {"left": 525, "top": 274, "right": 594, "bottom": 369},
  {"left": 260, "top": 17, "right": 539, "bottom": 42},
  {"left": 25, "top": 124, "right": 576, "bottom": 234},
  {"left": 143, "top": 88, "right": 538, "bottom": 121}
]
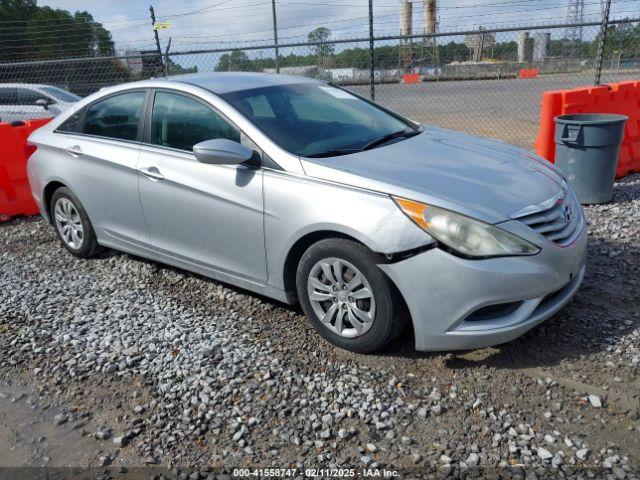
[
  {"left": 307, "top": 257, "right": 376, "bottom": 338},
  {"left": 54, "top": 197, "right": 84, "bottom": 250}
]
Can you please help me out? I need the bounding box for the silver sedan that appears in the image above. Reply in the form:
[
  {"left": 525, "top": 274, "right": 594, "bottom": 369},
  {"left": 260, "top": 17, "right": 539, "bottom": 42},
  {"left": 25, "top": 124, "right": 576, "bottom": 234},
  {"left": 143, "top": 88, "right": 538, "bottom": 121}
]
[{"left": 27, "top": 73, "right": 587, "bottom": 353}]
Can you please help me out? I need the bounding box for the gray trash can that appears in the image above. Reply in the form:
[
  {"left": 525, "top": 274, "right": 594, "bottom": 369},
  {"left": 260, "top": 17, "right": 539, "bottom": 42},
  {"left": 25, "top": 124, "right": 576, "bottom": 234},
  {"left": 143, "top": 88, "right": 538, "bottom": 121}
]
[{"left": 554, "top": 113, "right": 628, "bottom": 204}]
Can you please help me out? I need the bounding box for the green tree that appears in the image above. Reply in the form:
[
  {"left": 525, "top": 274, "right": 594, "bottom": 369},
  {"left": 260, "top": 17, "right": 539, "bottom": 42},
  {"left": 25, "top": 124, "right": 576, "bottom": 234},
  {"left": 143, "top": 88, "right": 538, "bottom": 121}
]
[
  {"left": 589, "top": 21, "right": 640, "bottom": 60},
  {"left": 0, "top": 0, "right": 129, "bottom": 95},
  {"left": 308, "top": 27, "right": 334, "bottom": 68},
  {"left": 215, "top": 50, "right": 250, "bottom": 71},
  {"left": 0, "top": 0, "right": 115, "bottom": 61},
  {"left": 166, "top": 57, "right": 198, "bottom": 76},
  {"left": 491, "top": 41, "right": 517, "bottom": 61},
  {"left": 0, "top": 0, "right": 39, "bottom": 62}
]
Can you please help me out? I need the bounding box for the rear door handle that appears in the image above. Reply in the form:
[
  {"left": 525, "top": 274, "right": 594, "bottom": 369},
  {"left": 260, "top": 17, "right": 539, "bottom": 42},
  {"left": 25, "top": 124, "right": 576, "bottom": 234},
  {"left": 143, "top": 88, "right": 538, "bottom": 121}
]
[
  {"left": 139, "top": 166, "right": 165, "bottom": 181},
  {"left": 66, "top": 145, "right": 83, "bottom": 157}
]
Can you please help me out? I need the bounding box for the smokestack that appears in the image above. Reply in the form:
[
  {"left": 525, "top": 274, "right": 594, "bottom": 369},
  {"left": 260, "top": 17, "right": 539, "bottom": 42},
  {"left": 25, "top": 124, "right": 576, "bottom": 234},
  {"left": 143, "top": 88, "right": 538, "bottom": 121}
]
[
  {"left": 533, "top": 32, "right": 550, "bottom": 62},
  {"left": 399, "top": 0, "right": 413, "bottom": 40},
  {"left": 517, "top": 31, "right": 529, "bottom": 63},
  {"left": 423, "top": 0, "right": 436, "bottom": 35},
  {"left": 399, "top": 0, "right": 413, "bottom": 71}
]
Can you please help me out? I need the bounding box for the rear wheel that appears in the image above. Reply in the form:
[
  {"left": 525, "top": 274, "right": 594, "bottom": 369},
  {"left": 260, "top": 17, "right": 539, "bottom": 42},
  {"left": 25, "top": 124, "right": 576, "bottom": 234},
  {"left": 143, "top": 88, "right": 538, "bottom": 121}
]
[
  {"left": 296, "top": 238, "right": 406, "bottom": 353},
  {"left": 50, "top": 187, "right": 101, "bottom": 258}
]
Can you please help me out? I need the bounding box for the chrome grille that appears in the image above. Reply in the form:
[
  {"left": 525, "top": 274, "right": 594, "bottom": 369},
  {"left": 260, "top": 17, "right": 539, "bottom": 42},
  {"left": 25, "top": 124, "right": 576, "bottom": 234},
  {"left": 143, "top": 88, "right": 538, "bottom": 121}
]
[{"left": 515, "top": 190, "right": 582, "bottom": 246}]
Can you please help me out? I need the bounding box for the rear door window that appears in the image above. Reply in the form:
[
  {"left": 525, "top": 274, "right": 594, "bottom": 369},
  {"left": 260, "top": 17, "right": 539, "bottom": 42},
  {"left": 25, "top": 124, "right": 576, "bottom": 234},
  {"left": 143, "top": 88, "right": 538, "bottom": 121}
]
[
  {"left": 57, "top": 108, "right": 86, "bottom": 133},
  {"left": 82, "top": 91, "right": 145, "bottom": 142}
]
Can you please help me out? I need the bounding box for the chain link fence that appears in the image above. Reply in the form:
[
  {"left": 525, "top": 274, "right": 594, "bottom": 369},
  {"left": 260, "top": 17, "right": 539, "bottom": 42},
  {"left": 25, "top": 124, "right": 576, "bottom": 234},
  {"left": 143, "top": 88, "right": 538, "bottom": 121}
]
[{"left": 1, "top": 17, "right": 639, "bottom": 149}]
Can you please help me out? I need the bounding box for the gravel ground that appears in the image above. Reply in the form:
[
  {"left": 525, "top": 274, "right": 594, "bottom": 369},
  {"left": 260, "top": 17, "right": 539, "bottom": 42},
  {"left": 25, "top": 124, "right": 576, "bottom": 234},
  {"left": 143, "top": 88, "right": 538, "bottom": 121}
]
[{"left": 1, "top": 174, "right": 639, "bottom": 478}]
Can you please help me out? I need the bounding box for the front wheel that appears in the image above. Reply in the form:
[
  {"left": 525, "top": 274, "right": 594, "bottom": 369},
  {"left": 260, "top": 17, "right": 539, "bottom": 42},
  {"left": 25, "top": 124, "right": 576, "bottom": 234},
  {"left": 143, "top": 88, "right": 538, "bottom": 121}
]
[{"left": 296, "top": 238, "right": 406, "bottom": 353}]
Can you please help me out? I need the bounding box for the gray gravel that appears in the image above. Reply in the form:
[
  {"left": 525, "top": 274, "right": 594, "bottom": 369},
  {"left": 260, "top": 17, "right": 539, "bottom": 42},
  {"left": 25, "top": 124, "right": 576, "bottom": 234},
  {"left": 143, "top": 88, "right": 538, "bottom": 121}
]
[{"left": 1, "top": 173, "right": 639, "bottom": 477}]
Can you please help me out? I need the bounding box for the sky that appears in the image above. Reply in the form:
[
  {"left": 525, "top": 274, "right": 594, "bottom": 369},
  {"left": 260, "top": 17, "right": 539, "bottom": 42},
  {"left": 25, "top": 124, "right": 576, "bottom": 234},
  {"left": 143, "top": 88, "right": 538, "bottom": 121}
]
[{"left": 36, "top": 0, "right": 640, "bottom": 55}]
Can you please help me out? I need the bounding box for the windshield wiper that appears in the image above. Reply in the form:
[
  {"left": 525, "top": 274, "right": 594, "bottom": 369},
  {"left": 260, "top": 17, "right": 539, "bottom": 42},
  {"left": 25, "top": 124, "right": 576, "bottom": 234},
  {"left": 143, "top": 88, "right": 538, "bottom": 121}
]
[
  {"left": 305, "top": 128, "right": 422, "bottom": 158},
  {"left": 361, "top": 128, "right": 421, "bottom": 151},
  {"left": 305, "top": 148, "right": 361, "bottom": 158}
]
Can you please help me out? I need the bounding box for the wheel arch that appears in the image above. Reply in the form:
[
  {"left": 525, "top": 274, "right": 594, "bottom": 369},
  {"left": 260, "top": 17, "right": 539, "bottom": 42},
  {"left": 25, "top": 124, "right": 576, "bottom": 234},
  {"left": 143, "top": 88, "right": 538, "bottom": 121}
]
[
  {"left": 282, "top": 230, "right": 361, "bottom": 295},
  {"left": 280, "top": 227, "right": 413, "bottom": 310},
  {"left": 43, "top": 180, "right": 68, "bottom": 223}
]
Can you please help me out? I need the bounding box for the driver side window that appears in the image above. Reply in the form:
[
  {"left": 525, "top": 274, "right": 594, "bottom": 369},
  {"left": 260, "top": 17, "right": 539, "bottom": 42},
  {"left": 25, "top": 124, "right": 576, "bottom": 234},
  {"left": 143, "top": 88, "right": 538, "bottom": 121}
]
[{"left": 150, "top": 91, "right": 240, "bottom": 152}]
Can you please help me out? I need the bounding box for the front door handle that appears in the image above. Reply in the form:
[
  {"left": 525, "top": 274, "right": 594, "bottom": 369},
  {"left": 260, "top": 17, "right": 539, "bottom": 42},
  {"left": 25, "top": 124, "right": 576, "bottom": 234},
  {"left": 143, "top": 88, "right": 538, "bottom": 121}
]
[
  {"left": 66, "top": 145, "right": 83, "bottom": 157},
  {"left": 139, "top": 166, "right": 165, "bottom": 181}
]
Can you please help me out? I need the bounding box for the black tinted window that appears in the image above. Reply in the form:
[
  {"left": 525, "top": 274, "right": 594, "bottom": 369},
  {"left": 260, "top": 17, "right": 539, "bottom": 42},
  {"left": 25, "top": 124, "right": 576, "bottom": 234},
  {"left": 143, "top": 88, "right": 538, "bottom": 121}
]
[
  {"left": 0, "top": 88, "right": 17, "bottom": 105},
  {"left": 83, "top": 91, "right": 145, "bottom": 141},
  {"left": 17, "top": 88, "right": 51, "bottom": 104},
  {"left": 57, "top": 108, "right": 86, "bottom": 133},
  {"left": 151, "top": 91, "right": 239, "bottom": 151}
]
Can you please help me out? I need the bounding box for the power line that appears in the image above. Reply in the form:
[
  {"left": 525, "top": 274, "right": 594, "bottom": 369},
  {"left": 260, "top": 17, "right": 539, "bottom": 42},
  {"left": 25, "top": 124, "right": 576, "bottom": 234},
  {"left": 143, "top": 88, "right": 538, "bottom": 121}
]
[{"left": 0, "top": 0, "right": 637, "bottom": 58}]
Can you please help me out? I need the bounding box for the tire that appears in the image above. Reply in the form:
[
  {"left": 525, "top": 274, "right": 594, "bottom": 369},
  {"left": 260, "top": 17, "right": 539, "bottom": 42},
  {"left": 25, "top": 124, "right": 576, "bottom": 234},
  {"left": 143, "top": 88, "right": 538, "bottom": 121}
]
[
  {"left": 50, "top": 187, "right": 102, "bottom": 258},
  {"left": 296, "top": 238, "right": 407, "bottom": 353}
]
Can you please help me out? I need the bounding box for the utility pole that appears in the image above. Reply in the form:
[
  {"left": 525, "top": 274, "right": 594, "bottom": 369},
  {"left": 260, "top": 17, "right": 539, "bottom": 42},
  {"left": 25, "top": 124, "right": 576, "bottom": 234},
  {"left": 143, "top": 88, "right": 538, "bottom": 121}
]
[
  {"left": 476, "top": 27, "right": 486, "bottom": 63},
  {"left": 564, "top": 0, "right": 585, "bottom": 58},
  {"left": 368, "top": 0, "right": 375, "bottom": 100},
  {"left": 164, "top": 37, "right": 172, "bottom": 75},
  {"left": 594, "top": 0, "right": 612, "bottom": 85},
  {"left": 271, "top": 0, "right": 280, "bottom": 73},
  {"left": 149, "top": 5, "right": 166, "bottom": 77}
]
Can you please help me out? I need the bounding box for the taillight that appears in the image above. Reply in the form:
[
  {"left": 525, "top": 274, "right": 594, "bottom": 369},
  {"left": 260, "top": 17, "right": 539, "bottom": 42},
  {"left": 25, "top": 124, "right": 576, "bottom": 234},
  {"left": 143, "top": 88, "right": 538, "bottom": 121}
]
[{"left": 25, "top": 142, "right": 37, "bottom": 160}]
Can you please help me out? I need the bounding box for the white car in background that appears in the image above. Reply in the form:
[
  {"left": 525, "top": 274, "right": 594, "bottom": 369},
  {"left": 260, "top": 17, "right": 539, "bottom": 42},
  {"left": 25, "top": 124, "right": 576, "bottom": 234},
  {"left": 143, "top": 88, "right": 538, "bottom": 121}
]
[{"left": 0, "top": 83, "right": 80, "bottom": 123}]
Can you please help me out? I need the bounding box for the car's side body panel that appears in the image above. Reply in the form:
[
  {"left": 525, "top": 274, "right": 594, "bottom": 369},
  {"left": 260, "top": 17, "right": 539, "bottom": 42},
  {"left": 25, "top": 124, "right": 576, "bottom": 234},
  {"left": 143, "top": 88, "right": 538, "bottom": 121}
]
[
  {"left": 65, "top": 136, "right": 149, "bottom": 249},
  {"left": 27, "top": 130, "right": 150, "bottom": 249},
  {"left": 138, "top": 144, "right": 268, "bottom": 283},
  {"left": 262, "top": 169, "right": 434, "bottom": 290}
]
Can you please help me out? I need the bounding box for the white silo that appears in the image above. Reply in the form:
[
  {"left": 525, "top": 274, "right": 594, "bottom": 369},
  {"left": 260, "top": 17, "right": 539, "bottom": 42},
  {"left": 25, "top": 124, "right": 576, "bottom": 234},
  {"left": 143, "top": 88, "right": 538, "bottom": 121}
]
[
  {"left": 533, "top": 32, "right": 550, "bottom": 62},
  {"left": 399, "top": 0, "right": 413, "bottom": 70},
  {"left": 399, "top": 0, "right": 413, "bottom": 39},
  {"left": 517, "top": 31, "right": 529, "bottom": 63},
  {"left": 423, "top": 0, "right": 436, "bottom": 36}
]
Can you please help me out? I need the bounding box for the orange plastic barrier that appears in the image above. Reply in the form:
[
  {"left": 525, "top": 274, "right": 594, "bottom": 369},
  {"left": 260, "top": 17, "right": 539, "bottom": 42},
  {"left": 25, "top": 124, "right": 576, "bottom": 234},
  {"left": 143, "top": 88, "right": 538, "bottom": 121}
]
[
  {"left": 403, "top": 74, "right": 421, "bottom": 84},
  {"left": 519, "top": 68, "right": 539, "bottom": 79},
  {"left": 535, "top": 80, "right": 640, "bottom": 178},
  {"left": 0, "top": 118, "right": 51, "bottom": 222}
]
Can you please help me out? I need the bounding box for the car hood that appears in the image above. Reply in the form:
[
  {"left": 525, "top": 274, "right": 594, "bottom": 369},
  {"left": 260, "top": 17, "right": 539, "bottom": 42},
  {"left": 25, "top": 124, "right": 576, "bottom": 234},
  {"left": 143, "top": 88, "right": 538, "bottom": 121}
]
[{"left": 300, "top": 127, "right": 564, "bottom": 224}]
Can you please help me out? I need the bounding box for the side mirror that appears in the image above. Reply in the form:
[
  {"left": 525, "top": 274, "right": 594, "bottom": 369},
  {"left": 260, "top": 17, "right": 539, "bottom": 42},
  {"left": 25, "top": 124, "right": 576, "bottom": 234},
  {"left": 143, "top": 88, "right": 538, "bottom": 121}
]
[
  {"left": 35, "top": 98, "right": 53, "bottom": 110},
  {"left": 193, "top": 139, "right": 254, "bottom": 165}
]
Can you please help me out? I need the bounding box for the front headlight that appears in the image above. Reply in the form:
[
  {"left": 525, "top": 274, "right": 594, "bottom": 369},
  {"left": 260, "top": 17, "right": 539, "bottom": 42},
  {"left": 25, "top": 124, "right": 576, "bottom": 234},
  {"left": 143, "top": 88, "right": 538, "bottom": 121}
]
[{"left": 394, "top": 197, "right": 540, "bottom": 258}]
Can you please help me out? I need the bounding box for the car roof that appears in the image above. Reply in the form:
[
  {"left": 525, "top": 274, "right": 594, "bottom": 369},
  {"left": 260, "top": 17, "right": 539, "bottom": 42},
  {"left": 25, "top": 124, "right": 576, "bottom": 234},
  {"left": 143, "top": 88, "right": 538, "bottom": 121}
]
[
  {"left": 165, "top": 72, "right": 319, "bottom": 94},
  {"left": 0, "top": 83, "right": 56, "bottom": 89}
]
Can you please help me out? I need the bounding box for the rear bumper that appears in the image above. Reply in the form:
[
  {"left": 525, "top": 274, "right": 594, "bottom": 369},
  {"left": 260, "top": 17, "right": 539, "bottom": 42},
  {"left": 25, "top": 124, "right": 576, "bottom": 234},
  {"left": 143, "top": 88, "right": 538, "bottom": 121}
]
[
  {"left": 25, "top": 158, "right": 49, "bottom": 222},
  {"left": 379, "top": 221, "right": 587, "bottom": 351}
]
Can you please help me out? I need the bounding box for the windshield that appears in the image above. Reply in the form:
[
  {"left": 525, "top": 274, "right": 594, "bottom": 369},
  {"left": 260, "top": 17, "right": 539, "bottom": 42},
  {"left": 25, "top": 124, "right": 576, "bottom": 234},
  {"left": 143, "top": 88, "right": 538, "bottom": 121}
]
[
  {"left": 221, "top": 83, "right": 417, "bottom": 157},
  {"left": 39, "top": 86, "right": 81, "bottom": 103}
]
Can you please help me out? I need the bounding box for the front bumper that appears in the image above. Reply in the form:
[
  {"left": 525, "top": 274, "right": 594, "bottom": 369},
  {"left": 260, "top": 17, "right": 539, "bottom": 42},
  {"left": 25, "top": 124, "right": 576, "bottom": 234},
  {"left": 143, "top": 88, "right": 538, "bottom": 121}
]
[{"left": 379, "top": 219, "right": 587, "bottom": 351}]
